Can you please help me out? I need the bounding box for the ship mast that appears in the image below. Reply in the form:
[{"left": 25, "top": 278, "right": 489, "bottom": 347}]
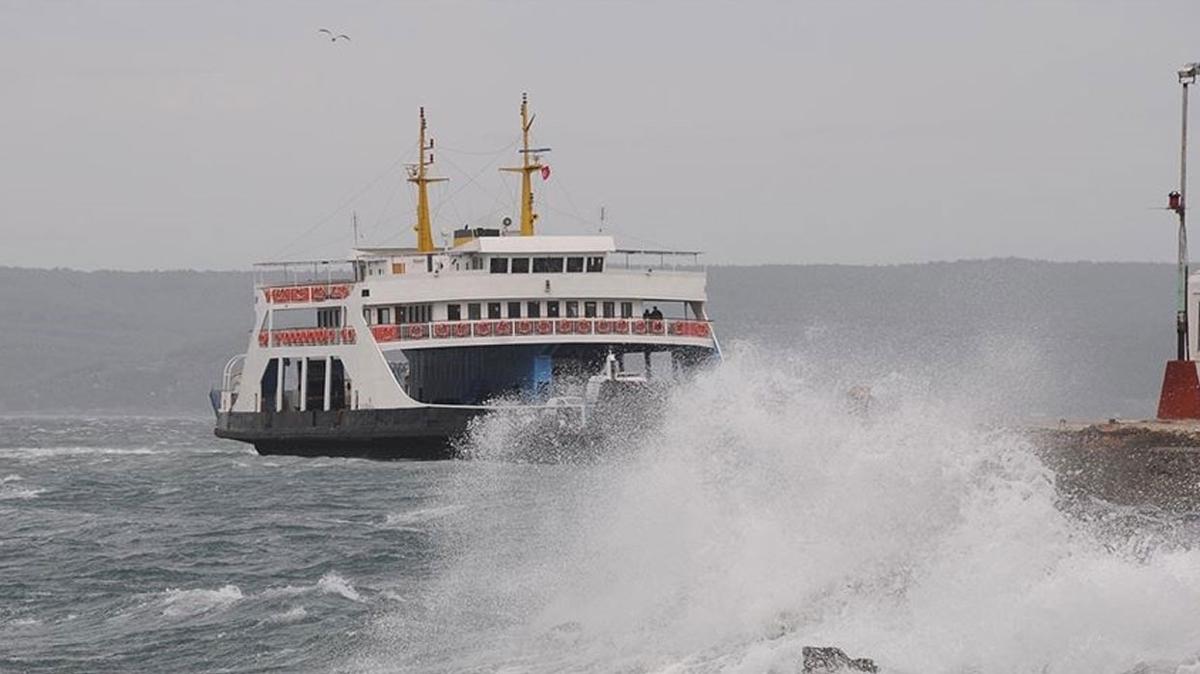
[
  {"left": 409, "top": 107, "right": 446, "bottom": 253},
  {"left": 501, "top": 93, "right": 549, "bottom": 237}
]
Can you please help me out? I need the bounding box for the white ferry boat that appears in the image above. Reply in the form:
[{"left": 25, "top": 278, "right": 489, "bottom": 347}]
[{"left": 213, "top": 96, "right": 720, "bottom": 458}]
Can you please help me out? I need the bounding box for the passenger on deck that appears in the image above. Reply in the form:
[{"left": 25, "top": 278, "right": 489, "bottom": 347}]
[
  {"left": 650, "top": 306, "right": 663, "bottom": 320},
  {"left": 642, "top": 308, "right": 650, "bottom": 319}
]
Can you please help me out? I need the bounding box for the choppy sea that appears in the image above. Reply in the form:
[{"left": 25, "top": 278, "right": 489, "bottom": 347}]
[{"left": 4, "top": 352, "right": 1200, "bottom": 673}]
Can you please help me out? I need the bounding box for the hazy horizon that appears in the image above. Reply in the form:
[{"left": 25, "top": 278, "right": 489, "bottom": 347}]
[{"left": 3, "top": 1, "right": 1200, "bottom": 271}]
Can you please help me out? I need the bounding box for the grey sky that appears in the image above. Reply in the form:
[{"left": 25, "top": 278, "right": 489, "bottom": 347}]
[{"left": 2, "top": 0, "right": 1198, "bottom": 270}]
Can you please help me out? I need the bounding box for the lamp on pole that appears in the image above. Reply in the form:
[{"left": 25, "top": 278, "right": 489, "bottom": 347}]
[{"left": 1173, "top": 63, "right": 1199, "bottom": 360}]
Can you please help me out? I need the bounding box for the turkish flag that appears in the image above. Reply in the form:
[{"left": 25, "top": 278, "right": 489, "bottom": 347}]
[{"left": 540, "top": 165, "right": 551, "bottom": 181}]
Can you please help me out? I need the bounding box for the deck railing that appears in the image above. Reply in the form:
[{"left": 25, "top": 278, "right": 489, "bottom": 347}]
[
  {"left": 257, "top": 319, "right": 712, "bottom": 348},
  {"left": 370, "top": 318, "right": 711, "bottom": 343}
]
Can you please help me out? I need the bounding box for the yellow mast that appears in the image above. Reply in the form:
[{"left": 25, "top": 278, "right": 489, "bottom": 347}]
[
  {"left": 409, "top": 106, "right": 446, "bottom": 252},
  {"left": 500, "top": 93, "right": 547, "bottom": 236}
]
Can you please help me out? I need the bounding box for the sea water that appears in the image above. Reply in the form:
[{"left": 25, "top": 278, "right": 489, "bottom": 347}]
[{"left": 3, "top": 349, "right": 1200, "bottom": 673}]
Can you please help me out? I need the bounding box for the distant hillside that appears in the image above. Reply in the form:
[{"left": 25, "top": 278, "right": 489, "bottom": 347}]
[
  {"left": 0, "top": 268, "right": 253, "bottom": 414},
  {"left": 0, "top": 261, "right": 1177, "bottom": 417}
]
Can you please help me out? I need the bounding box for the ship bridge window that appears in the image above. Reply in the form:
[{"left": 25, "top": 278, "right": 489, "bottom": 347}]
[
  {"left": 468, "top": 303, "right": 481, "bottom": 320},
  {"left": 317, "top": 307, "right": 342, "bottom": 328},
  {"left": 272, "top": 307, "right": 321, "bottom": 329},
  {"left": 377, "top": 307, "right": 391, "bottom": 324},
  {"left": 547, "top": 301, "right": 560, "bottom": 318},
  {"left": 393, "top": 303, "right": 432, "bottom": 323},
  {"left": 566, "top": 257, "right": 584, "bottom": 273},
  {"left": 566, "top": 301, "right": 579, "bottom": 318},
  {"left": 602, "top": 301, "right": 615, "bottom": 318},
  {"left": 621, "top": 301, "right": 633, "bottom": 318},
  {"left": 447, "top": 304, "right": 462, "bottom": 321},
  {"left": 507, "top": 302, "right": 521, "bottom": 318},
  {"left": 511, "top": 257, "right": 530, "bottom": 273},
  {"left": 488, "top": 302, "right": 502, "bottom": 319},
  {"left": 532, "top": 257, "right": 564, "bottom": 273},
  {"left": 584, "top": 301, "right": 597, "bottom": 318},
  {"left": 490, "top": 257, "right": 509, "bottom": 274},
  {"left": 587, "top": 256, "right": 604, "bottom": 272},
  {"left": 526, "top": 301, "right": 541, "bottom": 318}
]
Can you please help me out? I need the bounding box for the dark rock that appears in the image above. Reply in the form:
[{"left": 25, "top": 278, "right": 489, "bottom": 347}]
[{"left": 802, "top": 646, "right": 879, "bottom": 673}]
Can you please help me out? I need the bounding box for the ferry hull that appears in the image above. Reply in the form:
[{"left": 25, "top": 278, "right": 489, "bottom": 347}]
[{"left": 214, "top": 407, "right": 482, "bottom": 459}]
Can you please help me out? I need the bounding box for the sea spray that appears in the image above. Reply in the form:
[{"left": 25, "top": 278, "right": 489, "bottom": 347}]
[{"left": 359, "top": 347, "right": 1200, "bottom": 673}]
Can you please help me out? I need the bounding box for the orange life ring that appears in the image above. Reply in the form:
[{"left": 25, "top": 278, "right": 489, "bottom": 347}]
[
  {"left": 516, "top": 320, "right": 533, "bottom": 335},
  {"left": 408, "top": 324, "right": 427, "bottom": 340},
  {"left": 556, "top": 319, "right": 574, "bottom": 334},
  {"left": 454, "top": 322, "right": 471, "bottom": 338},
  {"left": 614, "top": 319, "right": 629, "bottom": 334},
  {"left": 537, "top": 320, "right": 553, "bottom": 335},
  {"left": 576, "top": 319, "right": 592, "bottom": 334},
  {"left": 474, "top": 322, "right": 492, "bottom": 337},
  {"left": 632, "top": 320, "right": 647, "bottom": 335},
  {"left": 495, "top": 321, "right": 513, "bottom": 336},
  {"left": 433, "top": 323, "right": 451, "bottom": 339},
  {"left": 649, "top": 320, "right": 664, "bottom": 334}
]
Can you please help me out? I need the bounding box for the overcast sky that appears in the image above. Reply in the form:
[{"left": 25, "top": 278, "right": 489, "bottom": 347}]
[{"left": 2, "top": 1, "right": 1199, "bottom": 270}]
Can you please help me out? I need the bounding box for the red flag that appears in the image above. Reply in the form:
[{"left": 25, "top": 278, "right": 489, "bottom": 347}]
[{"left": 540, "top": 165, "right": 551, "bottom": 181}]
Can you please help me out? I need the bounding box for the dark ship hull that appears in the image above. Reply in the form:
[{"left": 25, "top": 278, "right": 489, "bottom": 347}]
[{"left": 213, "top": 407, "right": 482, "bottom": 459}]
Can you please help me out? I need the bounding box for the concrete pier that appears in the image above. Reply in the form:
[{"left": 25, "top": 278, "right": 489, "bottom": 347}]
[{"left": 1023, "top": 419, "right": 1200, "bottom": 509}]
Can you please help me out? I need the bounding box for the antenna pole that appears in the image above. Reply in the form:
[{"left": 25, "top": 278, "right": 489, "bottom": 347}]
[
  {"left": 410, "top": 106, "right": 447, "bottom": 253},
  {"left": 353, "top": 211, "right": 359, "bottom": 246},
  {"left": 500, "top": 93, "right": 545, "bottom": 237}
]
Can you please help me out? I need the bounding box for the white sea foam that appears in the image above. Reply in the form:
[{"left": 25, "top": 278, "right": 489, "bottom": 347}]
[
  {"left": 0, "top": 446, "right": 157, "bottom": 459},
  {"left": 160, "top": 584, "right": 244, "bottom": 617},
  {"left": 318, "top": 572, "right": 363, "bottom": 602},
  {"left": 267, "top": 606, "right": 309, "bottom": 624},
  {"left": 360, "top": 348, "right": 1200, "bottom": 673},
  {"left": 0, "top": 484, "right": 45, "bottom": 500},
  {"left": 1, "top": 474, "right": 21, "bottom": 482},
  {"left": 383, "top": 505, "right": 464, "bottom": 529}
]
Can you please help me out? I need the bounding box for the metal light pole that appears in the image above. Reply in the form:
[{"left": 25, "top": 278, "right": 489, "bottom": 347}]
[
  {"left": 1175, "top": 63, "right": 1198, "bottom": 360},
  {"left": 1157, "top": 63, "right": 1200, "bottom": 420}
]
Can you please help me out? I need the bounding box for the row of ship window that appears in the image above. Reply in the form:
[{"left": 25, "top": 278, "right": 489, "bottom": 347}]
[
  {"left": 365, "top": 300, "right": 636, "bottom": 325},
  {"left": 488, "top": 256, "right": 605, "bottom": 274}
]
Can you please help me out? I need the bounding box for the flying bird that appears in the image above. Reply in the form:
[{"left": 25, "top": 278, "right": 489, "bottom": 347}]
[{"left": 317, "top": 28, "right": 351, "bottom": 43}]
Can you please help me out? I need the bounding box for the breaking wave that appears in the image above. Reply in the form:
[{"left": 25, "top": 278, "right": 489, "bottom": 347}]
[
  {"left": 359, "top": 347, "right": 1200, "bottom": 673},
  {"left": 160, "top": 584, "right": 244, "bottom": 618}
]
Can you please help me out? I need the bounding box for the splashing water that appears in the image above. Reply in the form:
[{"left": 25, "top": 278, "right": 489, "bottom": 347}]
[{"left": 357, "top": 348, "right": 1200, "bottom": 674}]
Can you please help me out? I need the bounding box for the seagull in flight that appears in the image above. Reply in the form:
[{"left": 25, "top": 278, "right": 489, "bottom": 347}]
[{"left": 317, "top": 28, "right": 351, "bottom": 43}]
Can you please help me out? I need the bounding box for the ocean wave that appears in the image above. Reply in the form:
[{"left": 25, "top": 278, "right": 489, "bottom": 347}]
[
  {"left": 0, "top": 446, "right": 159, "bottom": 458},
  {"left": 382, "top": 505, "right": 464, "bottom": 529},
  {"left": 160, "top": 584, "right": 244, "bottom": 617},
  {"left": 317, "top": 572, "right": 363, "bottom": 602},
  {"left": 266, "top": 606, "right": 309, "bottom": 624},
  {"left": 0, "top": 485, "right": 45, "bottom": 500},
  {"left": 359, "top": 348, "right": 1200, "bottom": 674}
]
